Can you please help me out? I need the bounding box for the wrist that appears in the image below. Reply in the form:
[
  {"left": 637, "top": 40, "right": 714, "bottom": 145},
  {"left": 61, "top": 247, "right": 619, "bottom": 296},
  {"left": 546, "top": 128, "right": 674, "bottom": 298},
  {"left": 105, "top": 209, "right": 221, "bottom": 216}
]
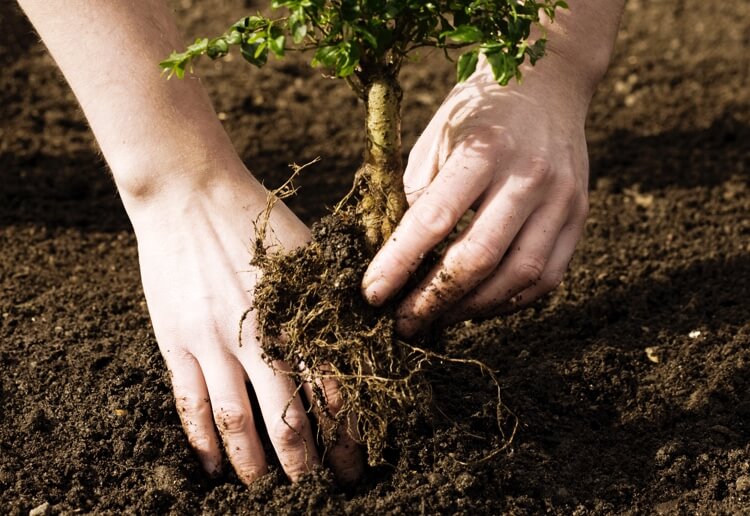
[
  {"left": 540, "top": 0, "right": 625, "bottom": 96},
  {"left": 115, "top": 154, "right": 269, "bottom": 233}
]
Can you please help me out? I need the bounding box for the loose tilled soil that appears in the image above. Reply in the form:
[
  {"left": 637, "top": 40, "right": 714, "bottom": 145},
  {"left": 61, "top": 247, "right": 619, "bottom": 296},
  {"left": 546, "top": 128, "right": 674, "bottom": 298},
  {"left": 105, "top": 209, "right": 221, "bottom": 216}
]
[{"left": 1, "top": 0, "right": 749, "bottom": 513}]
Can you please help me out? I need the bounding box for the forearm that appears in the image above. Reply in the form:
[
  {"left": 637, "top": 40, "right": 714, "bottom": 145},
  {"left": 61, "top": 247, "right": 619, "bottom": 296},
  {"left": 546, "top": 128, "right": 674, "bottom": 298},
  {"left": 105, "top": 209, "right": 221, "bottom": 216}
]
[{"left": 18, "top": 0, "right": 257, "bottom": 208}]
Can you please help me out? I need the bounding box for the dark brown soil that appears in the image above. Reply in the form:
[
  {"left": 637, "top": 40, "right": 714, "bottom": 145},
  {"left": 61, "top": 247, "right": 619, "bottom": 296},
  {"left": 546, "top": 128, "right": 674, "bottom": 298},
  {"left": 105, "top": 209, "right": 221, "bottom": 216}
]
[{"left": 2, "top": 0, "right": 749, "bottom": 513}]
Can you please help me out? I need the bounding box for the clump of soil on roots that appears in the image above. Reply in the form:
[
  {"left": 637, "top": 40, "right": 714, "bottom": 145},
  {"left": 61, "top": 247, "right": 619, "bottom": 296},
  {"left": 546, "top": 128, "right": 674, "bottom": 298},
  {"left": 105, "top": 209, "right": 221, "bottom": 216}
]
[{"left": 249, "top": 198, "right": 507, "bottom": 466}]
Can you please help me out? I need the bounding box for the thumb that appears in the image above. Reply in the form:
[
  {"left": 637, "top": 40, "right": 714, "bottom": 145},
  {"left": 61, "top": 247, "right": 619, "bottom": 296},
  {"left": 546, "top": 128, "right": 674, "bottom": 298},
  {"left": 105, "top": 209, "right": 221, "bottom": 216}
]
[{"left": 403, "top": 127, "right": 441, "bottom": 206}]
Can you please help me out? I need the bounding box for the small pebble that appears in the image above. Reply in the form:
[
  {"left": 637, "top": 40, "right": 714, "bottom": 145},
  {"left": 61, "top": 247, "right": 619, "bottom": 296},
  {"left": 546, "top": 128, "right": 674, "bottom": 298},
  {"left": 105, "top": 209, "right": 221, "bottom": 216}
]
[
  {"left": 426, "top": 472, "right": 444, "bottom": 485},
  {"left": 455, "top": 472, "right": 475, "bottom": 493},
  {"left": 645, "top": 346, "right": 660, "bottom": 364},
  {"left": 736, "top": 475, "right": 750, "bottom": 493},
  {"left": 29, "top": 502, "right": 50, "bottom": 516}
]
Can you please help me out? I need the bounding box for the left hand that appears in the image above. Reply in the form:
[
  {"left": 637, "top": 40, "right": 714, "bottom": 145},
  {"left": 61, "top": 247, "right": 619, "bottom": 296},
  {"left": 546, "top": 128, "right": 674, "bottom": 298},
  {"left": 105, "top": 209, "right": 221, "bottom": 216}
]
[{"left": 361, "top": 57, "right": 594, "bottom": 337}]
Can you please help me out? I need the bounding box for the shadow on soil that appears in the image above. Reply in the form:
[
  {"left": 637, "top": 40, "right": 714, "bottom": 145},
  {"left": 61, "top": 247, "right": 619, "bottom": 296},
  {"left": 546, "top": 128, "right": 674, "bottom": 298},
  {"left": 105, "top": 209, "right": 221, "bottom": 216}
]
[
  {"left": 451, "top": 252, "right": 749, "bottom": 501},
  {"left": 4, "top": 112, "right": 748, "bottom": 230},
  {"left": 590, "top": 112, "right": 750, "bottom": 191}
]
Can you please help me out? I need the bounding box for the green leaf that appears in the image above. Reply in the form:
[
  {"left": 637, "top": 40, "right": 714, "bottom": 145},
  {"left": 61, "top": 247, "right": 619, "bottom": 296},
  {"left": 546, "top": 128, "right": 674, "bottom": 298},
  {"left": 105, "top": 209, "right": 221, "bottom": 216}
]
[
  {"left": 207, "top": 37, "right": 229, "bottom": 59},
  {"left": 484, "top": 50, "right": 513, "bottom": 85},
  {"left": 311, "top": 43, "right": 359, "bottom": 77},
  {"left": 293, "top": 23, "right": 308, "bottom": 43},
  {"left": 442, "top": 24, "right": 484, "bottom": 44},
  {"left": 312, "top": 45, "right": 339, "bottom": 68},
  {"left": 226, "top": 30, "right": 242, "bottom": 46},
  {"left": 240, "top": 39, "right": 268, "bottom": 66},
  {"left": 233, "top": 15, "right": 267, "bottom": 33},
  {"left": 269, "top": 34, "right": 286, "bottom": 57},
  {"left": 290, "top": 7, "right": 308, "bottom": 44},
  {"left": 355, "top": 26, "right": 379, "bottom": 49},
  {"left": 173, "top": 61, "right": 187, "bottom": 79},
  {"left": 163, "top": 0, "right": 560, "bottom": 89},
  {"left": 336, "top": 42, "right": 360, "bottom": 77},
  {"left": 456, "top": 49, "right": 479, "bottom": 82},
  {"left": 188, "top": 37, "right": 209, "bottom": 54}
]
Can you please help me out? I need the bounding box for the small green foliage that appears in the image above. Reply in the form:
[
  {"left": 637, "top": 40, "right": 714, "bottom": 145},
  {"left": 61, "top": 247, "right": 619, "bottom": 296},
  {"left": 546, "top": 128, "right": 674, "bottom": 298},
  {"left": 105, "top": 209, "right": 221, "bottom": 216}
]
[
  {"left": 456, "top": 48, "right": 479, "bottom": 82},
  {"left": 160, "top": 0, "right": 566, "bottom": 86}
]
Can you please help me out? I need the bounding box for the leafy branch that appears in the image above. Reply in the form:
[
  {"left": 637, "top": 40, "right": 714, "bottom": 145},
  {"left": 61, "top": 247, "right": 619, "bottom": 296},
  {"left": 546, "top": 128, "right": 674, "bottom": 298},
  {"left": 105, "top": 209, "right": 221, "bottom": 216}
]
[{"left": 160, "top": 0, "right": 568, "bottom": 86}]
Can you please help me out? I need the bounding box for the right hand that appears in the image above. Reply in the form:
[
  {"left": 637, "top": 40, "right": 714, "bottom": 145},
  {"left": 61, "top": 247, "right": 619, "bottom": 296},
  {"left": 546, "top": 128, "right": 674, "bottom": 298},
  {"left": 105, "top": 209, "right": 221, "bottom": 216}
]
[
  {"left": 362, "top": 56, "right": 592, "bottom": 337},
  {"left": 127, "top": 164, "right": 363, "bottom": 485}
]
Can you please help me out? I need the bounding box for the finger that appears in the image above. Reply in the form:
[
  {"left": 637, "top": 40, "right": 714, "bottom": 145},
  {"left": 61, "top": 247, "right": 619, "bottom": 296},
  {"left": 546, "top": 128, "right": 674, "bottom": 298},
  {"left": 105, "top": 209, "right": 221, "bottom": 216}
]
[
  {"left": 497, "top": 200, "right": 587, "bottom": 313},
  {"left": 403, "top": 127, "right": 441, "bottom": 206},
  {"left": 447, "top": 197, "right": 587, "bottom": 323},
  {"left": 202, "top": 357, "right": 268, "bottom": 485},
  {"left": 238, "top": 350, "right": 320, "bottom": 481},
  {"left": 300, "top": 366, "right": 364, "bottom": 485},
  {"left": 168, "top": 352, "right": 222, "bottom": 477},
  {"left": 395, "top": 160, "right": 552, "bottom": 337},
  {"left": 362, "top": 145, "right": 494, "bottom": 306},
  {"left": 440, "top": 198, "right": 572, "bottom": 325}
]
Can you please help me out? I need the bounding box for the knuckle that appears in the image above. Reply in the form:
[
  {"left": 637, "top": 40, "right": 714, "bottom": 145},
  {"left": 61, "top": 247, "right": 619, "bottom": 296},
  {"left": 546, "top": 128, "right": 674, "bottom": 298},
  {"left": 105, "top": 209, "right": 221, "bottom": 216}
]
[
  {"left": 456, "top": 125, "right": 509, "bottom": 155},
  {"left": 405, "top": 190, "right": 421, "bottom": 207},
  {"left": 214, "top": 403, "right": 249, "bottom": 435},
  {"left": 176, "top": 394, "right": 211, "bottom": 419},
  {"left": 515, "top": 257, "right": 546, "bottom": 287},
  {"left": 539, "top": 269, "right": 566, "bottom": 293},
  {"left": 452, "top": 238, "right": 501, "bottom": 277},
  {"left": 322, "top": 382, "right": 345, "bottom": 415},
  {"left": 403, "top": 171, "right": 431, "bottom": 207},
  {"left": 411, "top": 200, "right": 458, "bottom": 238},
  {"left": 270, "top": 412, "right": 309, "bottom": 447},
  {"left": 404, "top": 180, "right": 426, "bottom": 206},
  {"left": 525, "top": 157, "right": 553, "bottom": 188}
]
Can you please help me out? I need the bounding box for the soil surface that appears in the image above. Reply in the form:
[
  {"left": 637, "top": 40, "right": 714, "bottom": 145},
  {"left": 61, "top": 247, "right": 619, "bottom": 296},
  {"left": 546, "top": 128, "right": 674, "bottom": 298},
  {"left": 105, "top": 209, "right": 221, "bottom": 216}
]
[{"left": 2, "top": 0, "right": 749, "bottom": 513}]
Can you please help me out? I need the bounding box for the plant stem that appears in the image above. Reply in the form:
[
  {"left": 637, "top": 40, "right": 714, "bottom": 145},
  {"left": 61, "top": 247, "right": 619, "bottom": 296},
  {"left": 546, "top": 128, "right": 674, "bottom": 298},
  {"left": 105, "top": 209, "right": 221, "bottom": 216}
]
[{"left": 356, "top": 74, "right": 408, "bottom": 251}]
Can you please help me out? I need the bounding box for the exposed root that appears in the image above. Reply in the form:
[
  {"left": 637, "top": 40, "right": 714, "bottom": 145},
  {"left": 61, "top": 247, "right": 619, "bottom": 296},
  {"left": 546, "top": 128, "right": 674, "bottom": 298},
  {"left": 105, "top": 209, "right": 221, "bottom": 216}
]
[{"left": 248, "top": 166, "right": 514, "bottom": 466}]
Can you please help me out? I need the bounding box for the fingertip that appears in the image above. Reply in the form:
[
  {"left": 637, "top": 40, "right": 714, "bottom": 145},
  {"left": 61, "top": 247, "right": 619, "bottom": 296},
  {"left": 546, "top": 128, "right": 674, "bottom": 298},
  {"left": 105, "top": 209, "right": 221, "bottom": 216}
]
[
  {"left": 362, "top": 277, "right": 390, "bottom": 306},
  {"left": 196, "top": 445, "right": 223, "bottom": 478},
  {"left": 394, "top": 312, "right": 421, "bottom": 340},
  {"left": 327, "top": 430, "right": 365, "bottom": 486},
  {"left": 333, "top": 458, "right": 365, "bottom": 487},
  {"left": 206, "top": 464, "right": 223, "bottom": 479}
]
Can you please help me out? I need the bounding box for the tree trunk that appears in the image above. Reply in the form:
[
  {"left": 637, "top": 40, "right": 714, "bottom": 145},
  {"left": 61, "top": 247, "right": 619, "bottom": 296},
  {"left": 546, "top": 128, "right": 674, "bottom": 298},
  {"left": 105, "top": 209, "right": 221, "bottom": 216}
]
[{"left": 355, "top": 75, "right": 408, "bottom": 251}]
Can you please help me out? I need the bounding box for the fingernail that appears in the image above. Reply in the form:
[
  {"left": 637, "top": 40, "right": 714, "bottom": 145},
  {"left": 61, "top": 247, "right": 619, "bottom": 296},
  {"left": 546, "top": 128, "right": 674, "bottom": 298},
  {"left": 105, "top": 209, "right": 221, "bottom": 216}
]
[
  {"left": 363, "top": 277, "right": 389, "bottom": 306},
  {"left": 361, "top": 267, "right": 376, "bottom": 290},
  {"left": 203, "top": 458, "right": 223, "bottom": 478}
]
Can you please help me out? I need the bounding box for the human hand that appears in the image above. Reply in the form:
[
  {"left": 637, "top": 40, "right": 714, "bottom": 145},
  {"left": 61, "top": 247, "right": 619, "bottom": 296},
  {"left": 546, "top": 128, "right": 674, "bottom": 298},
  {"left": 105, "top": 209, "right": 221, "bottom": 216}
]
[
  {"left": 362, "top": 57, "right": 595, "bottom": 337},
  {"left": 17, "top": 0, "right": 371, "bottom": 486},
  {"left": 130, "top": 166, "right": 363, "bottom": 485}
]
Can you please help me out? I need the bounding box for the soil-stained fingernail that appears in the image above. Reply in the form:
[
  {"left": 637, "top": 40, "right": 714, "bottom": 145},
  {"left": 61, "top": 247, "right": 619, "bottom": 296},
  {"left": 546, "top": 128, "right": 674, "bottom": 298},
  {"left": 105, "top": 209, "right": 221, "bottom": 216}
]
[
  {"left": 361, "top": 265, "right": 377, "bottom": 289},
  {"left": 201, "top": 456, "right": 223, "bottom": 478},
  {"left": 363, "top": 277, "right": 389, "bottom": 306}
]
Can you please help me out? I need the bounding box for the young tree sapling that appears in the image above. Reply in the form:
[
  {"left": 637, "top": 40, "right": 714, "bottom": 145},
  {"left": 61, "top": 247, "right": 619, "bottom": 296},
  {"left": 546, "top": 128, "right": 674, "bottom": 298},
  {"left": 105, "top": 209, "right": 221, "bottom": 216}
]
[{"left": 161, "top": 0, "right": 566, "bottom": 466}]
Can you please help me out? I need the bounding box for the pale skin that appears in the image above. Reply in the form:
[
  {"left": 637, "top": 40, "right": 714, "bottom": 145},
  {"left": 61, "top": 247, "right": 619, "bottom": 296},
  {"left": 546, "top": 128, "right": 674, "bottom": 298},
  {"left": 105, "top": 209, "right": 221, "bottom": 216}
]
[
  {"left": 17, "top": 0, "right": 362, "bottom": 485},
  {"left": 19, "top": 0, "right": 623, "bottom": 486},
  {"left": 363, "top": 1, "right": 626, "bottom": 337}
]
